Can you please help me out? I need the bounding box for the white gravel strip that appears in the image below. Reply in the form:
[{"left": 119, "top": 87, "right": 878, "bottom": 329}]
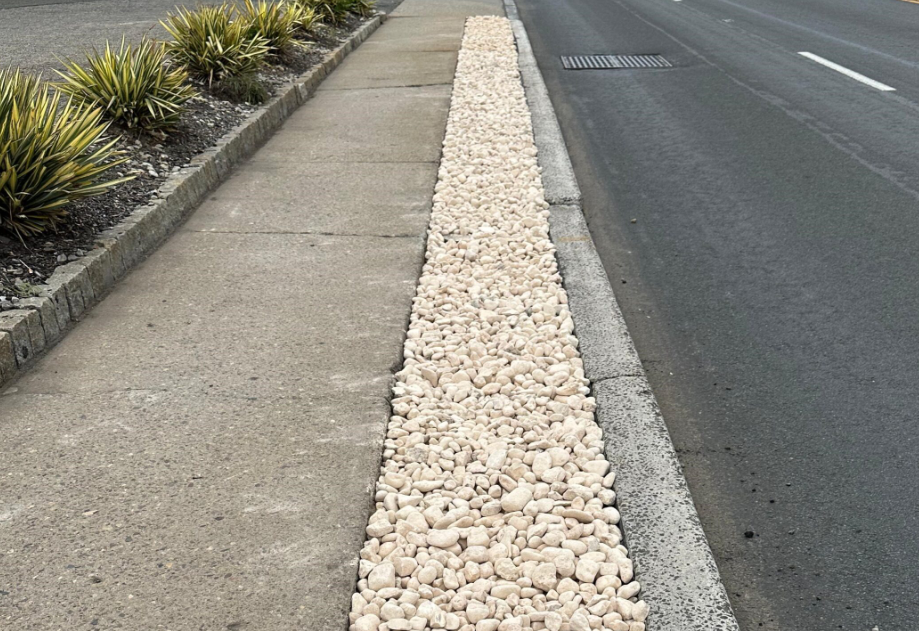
[{"left": 349, "top": 17, "right": 647, "bottom": 631}]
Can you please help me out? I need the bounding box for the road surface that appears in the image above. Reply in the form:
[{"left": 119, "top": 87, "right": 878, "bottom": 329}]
[
  {"left": 513, "top": 0, "right": 919, "bottom": 629},
  {"left": 0, "top": 0, "right": 403, "bottom": 76}
]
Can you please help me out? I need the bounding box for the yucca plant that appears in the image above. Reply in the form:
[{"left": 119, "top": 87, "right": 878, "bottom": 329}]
[
  {"left": 162, "top": 4, "right": 270, "bottom": 85},
  {"left": 298, "top": 0, "right": 351, "bottom": 26},
  {"left": 55, "top": 37, "right": 197, "bottom": 132},
  {"left": 239, "top": 0, "right": 302, "bottom": 57},
  {"left": 0, "top": 68, "right": 129, "bottom": 238},
  {"left": 290, "top": 2, "right": 322, "bottom": 34},
  {"left": 348, "top": 0, "right": 376, "bottom": 18},
  {"left": 325, "top": 0, "right": 354, "bottom": 25}
]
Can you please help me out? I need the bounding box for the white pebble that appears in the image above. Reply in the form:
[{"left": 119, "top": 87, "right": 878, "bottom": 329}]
[
  {"left": 348, "top": 16, "right": 646, "bottom": 631},
  {"left": 354, "top": 614, "right": 380, "bottom": 631},
  {"left": 367, "top": 564, "right": 396, "bottom": 591}
]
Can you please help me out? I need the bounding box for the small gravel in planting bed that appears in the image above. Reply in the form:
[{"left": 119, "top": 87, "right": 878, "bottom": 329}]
[
  {"left": 0, "top": 19, "right": 366, "bottom": 306},
  {"left": 350, "top": 17, "right": 647, "bottom": 631}
]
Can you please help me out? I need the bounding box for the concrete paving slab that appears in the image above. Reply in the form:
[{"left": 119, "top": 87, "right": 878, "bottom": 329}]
[
  {"left": 358, "top": 16, "right": 467, "bottom": 51},
  {"left": 183, "top": 161, "right": 436, "bottom": 236},
  {"left": 319, "top": 49, "right": 457, "bottom": 89},
  {"left": 266, "top": 86, "right": 452, "bottom": 163},
  {"left": 12, "top": 231, "right": 422, "bottom": 399},
  {"left": 0, "top": 389, "right": 387, "bottom": 630},
  {"left": 390, "top": 0, "right": 504, "bottom": 17}
]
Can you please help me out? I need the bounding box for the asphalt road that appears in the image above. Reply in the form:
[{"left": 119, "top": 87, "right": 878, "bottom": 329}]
[
  {"left": 0, "top": 0, "right": 203, "bottom": 75},
  {"left": 514, "top": 0, "right": 919, "bottom": 629},
  {"left": 0, "top": 0, "right": 402, "bottom": 76},
  {"left": 0, "top": 0, "right": 91, "bottom": 7}
]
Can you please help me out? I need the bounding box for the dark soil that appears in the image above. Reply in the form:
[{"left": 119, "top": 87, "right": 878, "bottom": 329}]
[{"left": 0, "top": 18, "right": 366, "bottom": 304}]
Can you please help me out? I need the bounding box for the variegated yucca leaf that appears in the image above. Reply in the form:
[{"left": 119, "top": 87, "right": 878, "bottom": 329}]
[
  {"left": 55, "top": 37, "right": 197, "bottom": 131},
  {"left": 0, "top": 67, "right": 130, "bottom": 238},
  {"left": 162, "top": 4, "right": 270, "bottom": 85},
  {"left": 239, "top": 0, "right": 303, "bottom": 56}
]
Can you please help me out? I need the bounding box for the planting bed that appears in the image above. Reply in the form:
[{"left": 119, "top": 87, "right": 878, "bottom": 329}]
[{"left": 0, "top": 19, "right": 363, "bottom": 305}]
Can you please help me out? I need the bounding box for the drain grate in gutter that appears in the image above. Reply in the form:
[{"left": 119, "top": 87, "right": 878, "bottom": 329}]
[{"left": 561, "top": 54, "right": 672, "bottom": 70}]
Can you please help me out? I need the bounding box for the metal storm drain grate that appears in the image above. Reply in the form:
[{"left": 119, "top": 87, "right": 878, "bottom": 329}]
[{"left": 561, "top": 54, "right": 671, "bottom": 70}]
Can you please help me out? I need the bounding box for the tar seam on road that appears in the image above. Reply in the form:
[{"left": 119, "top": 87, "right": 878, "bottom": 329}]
[{"left": 503, "top": 0, "right": 742, "bottom": 628}]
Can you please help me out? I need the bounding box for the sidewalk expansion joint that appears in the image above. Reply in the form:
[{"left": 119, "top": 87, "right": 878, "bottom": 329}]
[
  {"left": 1, "top": 387, "right": 325, "bottom": 400},
  {"left": 183, "top": 229, "right": 423, "bottom": 239},
  {"left": 279, "top": 160, "right": 442, "bottom": 165},
  {"left": 320, "top": 83, "right": 454, "bottom": 91}
]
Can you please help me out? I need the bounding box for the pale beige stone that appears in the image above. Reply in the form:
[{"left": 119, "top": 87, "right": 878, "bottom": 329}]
[
  {"left": 354, "top": 614, "right": 381, "bottom": 631},
  {"left": 350, "top": 17, "right": 645, "bottom": 631},
  {"left": 368, "top": 564, "right": 396, "bottom": 591}
]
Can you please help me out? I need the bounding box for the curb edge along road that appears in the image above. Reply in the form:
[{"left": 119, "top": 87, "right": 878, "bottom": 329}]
[
  {"left": 503, "top": 2, "right": 741, "bottom": 629},
  {"left": 0, "top": 15, "right": 383, "bottom": 391}
]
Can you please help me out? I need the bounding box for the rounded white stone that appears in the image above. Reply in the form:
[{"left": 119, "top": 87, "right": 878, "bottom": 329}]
[
  {"left": 501, "top": 487, "right": 533, "bottom": 512},
  {"left": 354, "top": 614, "right": 381, "bottom": 631},
  {"left": 575, "top": 559, "right": 600, "bottom": 583},
  {"left": 349, "top": 17, "right": 646, "bottom": 631},
  {"left": 367, "top": 564, "right": 396, "bottom": 591},
  {"left": 466, "top": 600, "right": 490, "bottom": 624},
  {"left": 427, "top": 529, "right": 460, "bottom": 548}
]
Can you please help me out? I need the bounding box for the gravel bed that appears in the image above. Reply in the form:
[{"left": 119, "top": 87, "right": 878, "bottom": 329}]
[
  {"left": 0, "top": 20, "right": 364, "bottom": 306},
  {"left": 350, "top": 17, "right": 647, "bottom": 631}
]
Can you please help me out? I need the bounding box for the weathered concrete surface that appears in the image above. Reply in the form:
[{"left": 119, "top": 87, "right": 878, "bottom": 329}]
[
  {"left": 185, "top": 162, "right": 436, "bottom": 236},
  {"left": 0, "top": 17, "right": 384, "bottom": 392},
  {"left": 0, "top": 1, "right": 498, "bottom": 627},
  {"left": 357, "top": 16, "right": 467, "bottom": 52},
  {"left": 266, "top": 86, "right": 452, "bottom": 163},
  {"left": 319, "top": 49, "right": 458, "bottom": 89},
  {"left": 390, "top": 0, "right": 504, "bottom": 17},
  {"left": 548, "top": 204, "right": 644, "bottom": 382}
]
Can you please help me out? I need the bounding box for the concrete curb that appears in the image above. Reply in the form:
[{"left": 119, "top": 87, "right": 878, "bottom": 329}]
[
  {"left": 503, "top": 2, "right": 741, "bottom": 629},
  {"left": 0, "top": 16, "right": 383, "bottom": 390}
]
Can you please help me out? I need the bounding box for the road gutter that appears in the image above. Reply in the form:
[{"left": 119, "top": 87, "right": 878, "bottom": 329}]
[{"left": 503, "top": 0, "right": 741, "bottom": 628}]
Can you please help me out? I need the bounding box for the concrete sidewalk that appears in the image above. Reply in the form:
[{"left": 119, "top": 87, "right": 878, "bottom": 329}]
[{"left": 0, "top": 1, "right": 499, "bottom": 629}]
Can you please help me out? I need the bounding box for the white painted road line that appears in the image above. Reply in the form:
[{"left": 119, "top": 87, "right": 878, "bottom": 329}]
[{"left": 799, "top": 52, "right": 896, "bottom": 92}]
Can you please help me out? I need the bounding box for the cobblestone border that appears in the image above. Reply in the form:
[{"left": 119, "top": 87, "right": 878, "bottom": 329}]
[
  {"left": 0, "top": 15, "right": 383, "bottom": 389},
  {"left": 502, "top": 0, "right": 742, "bottom": 629}
]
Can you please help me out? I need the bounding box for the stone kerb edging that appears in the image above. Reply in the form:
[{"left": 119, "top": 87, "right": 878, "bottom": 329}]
[
  {"left": 502, "top": 0, "right": 742, "bottom": 628},
  {"left": 0, "top": 15, "right": 384, "bottom": 388}
]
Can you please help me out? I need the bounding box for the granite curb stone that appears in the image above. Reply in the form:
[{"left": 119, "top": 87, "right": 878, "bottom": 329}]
[
  {"left": 0, "top": 331, "right": 14, "bottom": 382},
  {"left": 17, "top": 296, "right": 61, "bottom": 346},
  {"left": 0, "top": 15, "right": 384, "bottom": 388},
  {"left": 0, "top": 308, "right": 42, "bottom": 366},
  {"left": 548, "top": 203, "right": 644, "bottom": 382}
]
